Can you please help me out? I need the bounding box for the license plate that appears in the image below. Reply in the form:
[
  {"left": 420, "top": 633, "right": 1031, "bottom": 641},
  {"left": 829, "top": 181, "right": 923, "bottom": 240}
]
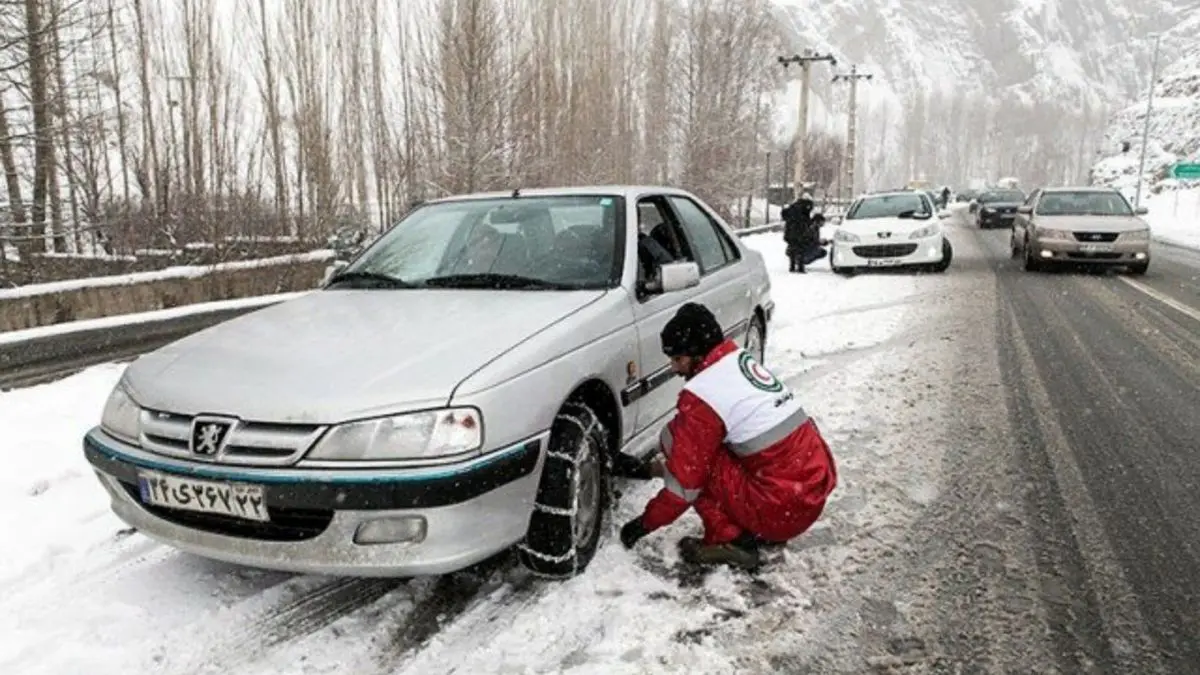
[
  {"left": 137, "top": 470, "right": 269, "bottom": 522},
  {"left": 866, "top": 258, "right": 904, "bottom": 267},
  {"left": 1080, "top": 243, "right": 1114, "bottom": 253}
]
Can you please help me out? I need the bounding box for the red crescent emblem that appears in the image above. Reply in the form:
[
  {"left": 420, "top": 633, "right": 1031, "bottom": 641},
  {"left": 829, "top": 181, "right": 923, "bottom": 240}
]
[{"left": 750, "top": 362, "right": 773, "bottom": 382}]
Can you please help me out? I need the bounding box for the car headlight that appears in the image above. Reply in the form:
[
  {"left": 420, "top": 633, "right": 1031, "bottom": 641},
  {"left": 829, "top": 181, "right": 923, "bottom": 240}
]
[
  {"left": 100, "top": 383, "right": 142, "bottom": 443},
  {"left": 306, "top": 407, "right": 483, "bottom": 462},
  {"left": 834, "top": 229, "right": 860, "bottom": 243},
  {"left": 909, "top": 224, "right": 940, "bottom": 239},
  {"left": 1121, "top": 229, "right": 1150, "bottom": 241},
  {"left": 1037, "top": 228, "right": 1072, "bottom": 240}
]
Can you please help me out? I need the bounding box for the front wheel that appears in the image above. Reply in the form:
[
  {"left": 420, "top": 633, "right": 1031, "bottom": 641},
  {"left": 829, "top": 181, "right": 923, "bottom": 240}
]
[
  {"left": 1023, "top": 238, "right": 1043, "bottom": 272},
  {"left": 517, "top": 401, "right": 611, "bottom": 578},
  {"left": 929, "top": 238, "right": 953, "bottom": 273}
]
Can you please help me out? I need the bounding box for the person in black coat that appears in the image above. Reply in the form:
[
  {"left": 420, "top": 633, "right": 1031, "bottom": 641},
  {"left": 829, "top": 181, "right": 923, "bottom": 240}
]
[{"left": 781, "top": 194, "right": 815, "bottom": 273}]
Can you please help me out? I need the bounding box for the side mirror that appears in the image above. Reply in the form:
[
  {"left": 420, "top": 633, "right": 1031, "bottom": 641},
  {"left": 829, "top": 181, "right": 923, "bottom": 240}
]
[
  {"left": 658, "top": 261, "right": 701, "bottom": 293},
  {"left": 1134, "top": 206, "right": 1149, "bottom": 216},
  {"left": 322, "top": 259, "right": 349, "bottom": 285},
  {"left": 1017, "top": 205, "right": 1032, "bottom": 214}
]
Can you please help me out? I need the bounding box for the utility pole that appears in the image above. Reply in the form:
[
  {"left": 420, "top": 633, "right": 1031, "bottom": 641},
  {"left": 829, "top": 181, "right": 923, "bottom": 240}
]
[
  {"left": 778, "top": 49, "right": 837, "bottom": 200},
  {"left": 167, "top": 75, "right": 193, "bottom": 194},
  {"left": 1134, "top": 33, "right": 1162, "bottom": 209},
  {"left": 832, "top": 65, "right": 873, "bottom": 204}
]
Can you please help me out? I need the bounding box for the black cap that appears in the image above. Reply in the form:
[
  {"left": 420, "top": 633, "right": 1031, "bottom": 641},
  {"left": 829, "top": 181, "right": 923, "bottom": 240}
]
[{"left": 661, "top": 303, "right": 724, "bottom": 358}]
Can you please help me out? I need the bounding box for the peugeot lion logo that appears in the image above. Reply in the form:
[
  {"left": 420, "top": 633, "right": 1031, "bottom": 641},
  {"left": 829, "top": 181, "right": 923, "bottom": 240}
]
[
  {"left": 877, "top": 231, "right": 892, "bottom": 239},
  {"left": 190, "top": 417, "right": 233, "bottom": 456}
]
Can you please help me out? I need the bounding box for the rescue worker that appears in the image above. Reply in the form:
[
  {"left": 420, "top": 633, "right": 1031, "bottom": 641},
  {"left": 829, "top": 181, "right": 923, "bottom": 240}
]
[{"left": 618, "top": 303, "right": 838, "bottom": 569}]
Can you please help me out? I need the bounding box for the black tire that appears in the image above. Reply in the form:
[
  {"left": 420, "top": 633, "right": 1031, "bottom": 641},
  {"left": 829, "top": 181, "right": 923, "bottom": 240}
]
[
  {"left": 1010, "top": 232, "right": 1021, "bottom": 259},
  {"left": 929, "top": 238, "right": 952, "bottom": 273},
  {"left": 745, "top": 314, "right": 766, "bottom": 364},
  {"left": 1127, "top": 262, "right": 1149, "bottom": 276},
  {"left": 517, "top": 401, "right": 611, "bottom": 578},
  {"left": 1023, "top": 237, "right": 1043, "bottom": 272}
]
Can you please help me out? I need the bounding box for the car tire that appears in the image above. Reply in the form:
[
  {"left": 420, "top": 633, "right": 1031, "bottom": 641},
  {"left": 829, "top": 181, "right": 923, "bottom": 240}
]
[
  {"left": 1127, "top": 262, "right": 1149, "bottom": 276},
  {"left": 1010, "top": 232, "right": 1021, "bottom": 258},
  {"left": 517, "top": 401, "right": 610, "bottom": 578},
  {"left": 1023, "top": 237, "right": 1042, "bottom": 272},
  {"left": 745, "top": 314, "right": 767, "bottom": 364},
  {"left": 929, "top": 238, "right": 953, "bottom": 273}
]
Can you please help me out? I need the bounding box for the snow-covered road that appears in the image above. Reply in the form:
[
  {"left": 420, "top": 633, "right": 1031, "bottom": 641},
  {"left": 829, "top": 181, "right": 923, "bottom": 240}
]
[{"left": 1, "top": 231, "right": 964, "bottom": 674}]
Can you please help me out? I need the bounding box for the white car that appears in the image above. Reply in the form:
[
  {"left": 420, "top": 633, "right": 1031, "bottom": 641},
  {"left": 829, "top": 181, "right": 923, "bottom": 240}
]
[{"left": 830, "top": 190, "right": 953, "bottom": 275}]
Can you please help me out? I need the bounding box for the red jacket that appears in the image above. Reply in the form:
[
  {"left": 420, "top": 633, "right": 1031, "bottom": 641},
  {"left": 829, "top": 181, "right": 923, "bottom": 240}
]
[{"left": 639, "top": 340, "right": 837, "bottom": 542}]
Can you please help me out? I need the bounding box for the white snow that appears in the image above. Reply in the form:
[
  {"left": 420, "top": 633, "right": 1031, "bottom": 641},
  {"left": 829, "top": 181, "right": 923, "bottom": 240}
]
[
  {"left": 1144, "top": 187, "right": 1200, "bottom": 251},
  {"left": 0, "top": 250, "right": 335, "bottom": 300},
  {"left": 0, "top": 292, "right": 310, "bottom": 346},
  {"left": 0, "top": 231, "right": 956, "bottom": 674}
]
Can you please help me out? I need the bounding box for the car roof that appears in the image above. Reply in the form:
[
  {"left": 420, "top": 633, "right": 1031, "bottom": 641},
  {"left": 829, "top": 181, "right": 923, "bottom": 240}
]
[
  {"left": 422, "top": 185, "right": 696, "bottom": 204},
  {"left": 859, "top": 190, "right": 930, "bottom": 199}
]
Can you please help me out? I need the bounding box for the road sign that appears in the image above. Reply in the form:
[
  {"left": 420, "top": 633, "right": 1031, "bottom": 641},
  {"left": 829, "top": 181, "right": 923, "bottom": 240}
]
[{"left": 1170, "top": 163, "right": 1200, "bottom": 179}]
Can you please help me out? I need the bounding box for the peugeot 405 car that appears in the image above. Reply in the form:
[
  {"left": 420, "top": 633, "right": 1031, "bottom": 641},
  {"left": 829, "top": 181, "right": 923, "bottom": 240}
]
[
  {"left": 83, "top": 186, "right": 774, "bottom": 579},
  {"left": 830, "top": 190, "right": 953, "bottom": 274},
  {"left": 1011, "top": 187, "right": 1151, "bottom": 275}
]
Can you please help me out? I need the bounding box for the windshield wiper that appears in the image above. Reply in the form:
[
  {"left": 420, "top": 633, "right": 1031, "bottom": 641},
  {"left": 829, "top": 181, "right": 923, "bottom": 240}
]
[
  {"left": 423, "top": 273, "right": 582, "bottom": 290},
  {"left": 325, "top": 270, "right": 415, "bottom": 289}
]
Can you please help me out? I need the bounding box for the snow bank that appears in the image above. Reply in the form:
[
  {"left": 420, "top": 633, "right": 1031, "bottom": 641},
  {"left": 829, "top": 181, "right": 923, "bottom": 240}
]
[
  {"left": 0, "top": 291, "right": 309, "bottom": 346},
  {"left": 0, "top": 233, "right": 956, "bottom": 674},
  {"left": 1144, "top": 187, "right": 1200, "bottom": 251},
  {"left": 0, "top": 249, "right": 335, "bottom": 300}
]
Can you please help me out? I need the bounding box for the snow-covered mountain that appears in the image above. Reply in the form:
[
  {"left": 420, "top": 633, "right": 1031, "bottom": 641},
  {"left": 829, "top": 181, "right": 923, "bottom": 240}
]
[
  {"left": 766, "top": 0, "right": 1195, "bottom": 189},
  {"left": 1091, "top": 11, "right": 1200, "bottom": 190}
]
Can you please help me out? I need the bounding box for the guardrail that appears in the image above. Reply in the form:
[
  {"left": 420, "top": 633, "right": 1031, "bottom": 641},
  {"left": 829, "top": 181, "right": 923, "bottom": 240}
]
[{"left": 0, "top": 223, "right": 795, "bottom": 390}]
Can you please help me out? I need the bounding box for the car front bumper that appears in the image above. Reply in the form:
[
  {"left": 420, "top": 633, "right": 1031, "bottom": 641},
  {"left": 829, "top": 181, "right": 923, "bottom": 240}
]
[
  {"left": 1028, "top": 238, "right": 1150, "bottom": 265},
  {"left": 84, "top": 428, "right": 546, "bottom": 577},
  {"left": 978, "top": 211, "right": 1016, "bottom": 227},
  {"left": 833, "top": 235, "right": 946, "bottom": 269}
]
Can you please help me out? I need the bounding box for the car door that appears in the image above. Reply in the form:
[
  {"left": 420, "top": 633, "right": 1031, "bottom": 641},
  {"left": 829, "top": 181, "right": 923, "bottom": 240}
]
[{"left": 664, "top": 194, "right": 753, "bottom": 343}]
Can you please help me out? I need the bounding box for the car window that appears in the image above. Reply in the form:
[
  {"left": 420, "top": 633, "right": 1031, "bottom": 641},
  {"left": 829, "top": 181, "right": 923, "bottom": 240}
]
[
  {"left": 846, "top": 193, "right": 930, "bottom": 219},
  {"left": 1034, "top": 191, "right": 1133, "bottom": 216},
  {"left": 344, "top": 195, "right": 625, "bottom": 289},
  {"left": 979, "top": 190, "right": 1025, "bottom": 203},
  {"left": 668, "top": 195, "right": 733, "bottom": 274}
]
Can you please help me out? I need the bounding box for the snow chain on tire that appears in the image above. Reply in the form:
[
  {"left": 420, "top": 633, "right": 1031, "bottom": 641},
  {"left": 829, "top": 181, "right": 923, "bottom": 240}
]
[{"left": 517, "top": 401, "right": 611, "bottom": 578}]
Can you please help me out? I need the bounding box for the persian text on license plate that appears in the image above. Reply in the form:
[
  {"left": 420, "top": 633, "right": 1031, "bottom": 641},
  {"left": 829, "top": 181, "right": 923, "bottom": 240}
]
[
  {"left": 866, "top": 258, "right": 904, "bottom": 267},
  {"left": 137, "top": 470, "right": 269, "bottom": 522},
  {"left": 1080, "top": 243, "right": 1114, "bottom": 253}
]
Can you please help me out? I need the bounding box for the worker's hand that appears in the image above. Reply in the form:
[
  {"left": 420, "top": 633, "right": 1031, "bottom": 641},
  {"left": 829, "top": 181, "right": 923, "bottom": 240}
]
[
  {"left": 619, "top": 517, "right": 649, "bottom": 549},
  {"left": 648, "top": 458, "right": 666, "bottom": 479}
]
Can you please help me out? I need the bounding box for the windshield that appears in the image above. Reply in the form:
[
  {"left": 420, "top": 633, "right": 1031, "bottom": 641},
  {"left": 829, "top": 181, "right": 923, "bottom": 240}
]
[
  {"left": 337, "top": 195, "right": 625, "bottom": 289},
  {"left": 1035, "top": 191, "right": 1134, "bottom": 217},
  {"left": 846, "top": 193, "right": 931, "bottom": 220},
  {"left": 979, "top": 190, "right": 1024, "bottom": 204}
]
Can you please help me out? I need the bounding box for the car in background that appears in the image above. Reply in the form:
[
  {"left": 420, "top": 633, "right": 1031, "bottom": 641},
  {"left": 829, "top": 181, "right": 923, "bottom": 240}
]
[
  {"left": 1011, "top": 186, "right": 1151, "bottom": 275},
  {"left": 830, "top": 190, "right": 953, "bottom": 275},
  {"left": 83, "top": 185, "right": 774, "bottom": 579},
  {"left": 955, "top": 189, "right": 977, "bottom": 204},
  {"left": 973, "top": 189, "right": 1026, "bottom": 228}
]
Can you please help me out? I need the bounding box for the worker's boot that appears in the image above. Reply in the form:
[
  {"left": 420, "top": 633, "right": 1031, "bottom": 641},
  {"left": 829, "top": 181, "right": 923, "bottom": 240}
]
[{"left": 678, "top": 533, "right": 761, "bottom": 571}]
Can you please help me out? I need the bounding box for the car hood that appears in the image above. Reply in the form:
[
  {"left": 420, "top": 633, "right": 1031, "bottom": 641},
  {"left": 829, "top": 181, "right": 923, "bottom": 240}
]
[
  {"left": 123, "top": 288, "right": 607, "bottom": 423},
  {"left": 837, "top": 216, "right": 936, "bottom": 236},
  {"left": 1036, "top": 214, "right": 1148, "bottom": 233}
]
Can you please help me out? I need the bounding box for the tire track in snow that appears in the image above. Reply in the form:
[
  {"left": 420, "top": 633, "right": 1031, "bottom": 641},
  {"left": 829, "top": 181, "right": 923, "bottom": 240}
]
[{"left": 166, "top": 576, "right": 407, "bottom": 674}]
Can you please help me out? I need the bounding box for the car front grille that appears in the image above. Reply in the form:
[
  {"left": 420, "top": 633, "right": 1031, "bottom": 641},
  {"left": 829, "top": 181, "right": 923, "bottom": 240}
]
[
  {"left": 121, "top": 481, "right": 333, "bottom": 541},
  {"left": 1072, "top": 232, "right": 1119, "bottom": 243},
  {"left": 139, "top": 410, "right": 325, "bottom": 466},
  {"left": 853, "top": 244, "right": 918, "bottom": 258}
]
